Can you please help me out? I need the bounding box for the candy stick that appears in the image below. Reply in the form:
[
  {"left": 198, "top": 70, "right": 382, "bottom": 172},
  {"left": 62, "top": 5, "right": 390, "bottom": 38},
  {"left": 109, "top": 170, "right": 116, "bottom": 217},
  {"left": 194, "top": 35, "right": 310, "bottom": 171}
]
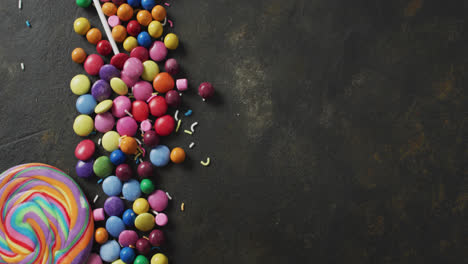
[{"left": 92, "top": 0, "right": 119, "bottom": 55}]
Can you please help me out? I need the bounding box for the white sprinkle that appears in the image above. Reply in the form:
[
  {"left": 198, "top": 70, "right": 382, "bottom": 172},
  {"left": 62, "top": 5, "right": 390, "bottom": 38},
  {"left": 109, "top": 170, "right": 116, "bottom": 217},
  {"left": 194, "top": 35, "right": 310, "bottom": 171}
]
[
  {"left": 124, "top": 109, "right": 133, "bottom": 117},
  {"left": 18, "top": 0, "right": 22, "bottom": 9},
  {"left": 98, "top": 138, "right": 102, "bottom": 146},
  {"left": 93, "top": 195, "right": 99, "bottom": 203},
  {"left": 162, "top": 17, "right": 167, "bottom": 27},
  {"left": 174, "top": 110, "right": 179, "bottom": 121},
  {"left": 135, "top": 138, "right": 142, "bottom": 145},
  {"left": 166, "top": 192, "right": 172, "bottom": 200},
  {"left": 152, "top": 210, "right": 159, "bottom": 215},
  {"left": 190, "top": 122, "right": 198, "bottom": 132},
  {"left": 20, "top": 63, "right": 24, "bottom": 71},
  {"left": 120, "top": 196, "right": 125, "bottom": 199},
  {"left": 189, "top": 142, "right": 195, "bottom": 149}
]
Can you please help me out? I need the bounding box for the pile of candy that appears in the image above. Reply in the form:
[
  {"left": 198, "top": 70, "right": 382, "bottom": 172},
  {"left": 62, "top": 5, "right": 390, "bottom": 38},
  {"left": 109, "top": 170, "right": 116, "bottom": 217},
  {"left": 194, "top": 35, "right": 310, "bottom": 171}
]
[{"left": 70, "top": 0, "right": 215, "bottom": 263}]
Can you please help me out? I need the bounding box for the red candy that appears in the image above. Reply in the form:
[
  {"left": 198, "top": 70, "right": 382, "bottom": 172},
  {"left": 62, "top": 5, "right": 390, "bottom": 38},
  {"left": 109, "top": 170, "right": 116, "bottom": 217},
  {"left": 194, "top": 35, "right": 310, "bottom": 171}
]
[
  {"left": 148, "top": 96, "right": 167, "bottom": 117},
  {"left": 75, "top": 139, "right": 95, "bottom": 161},
  {"left": 84, "top": 54, "right": 104, "bottom": 75},
  {"left": 132, "top": 100, "right": 149, "bottom": 122},
  {"left": 96, "top": 40, "right": 112, "bottom": 56},
  {"left": 126, "top": 20, "right": 141, "bottom": 37},
  {"left": 154, "top": 115, "right": 175, "bottom": 136},
  {"left": 130, "top": 47, "right": 149, "bottom": 62},
  {"left": 110, "top": 53, "right": 130, "bottom": 70}
]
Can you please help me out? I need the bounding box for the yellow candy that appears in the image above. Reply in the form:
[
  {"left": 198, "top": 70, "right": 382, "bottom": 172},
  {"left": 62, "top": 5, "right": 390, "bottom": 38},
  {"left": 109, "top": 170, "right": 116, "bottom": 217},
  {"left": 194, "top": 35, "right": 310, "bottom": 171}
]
[
  {"left": 70, "top": 74, "right": 91, "bottom": 95},
  {"left": 73, "top": 115, "right": 94, "bottom": 136},
  {"left": 164, "top": 33, "right": 179, "bottom": 50},
  {"left": 74, "top": 17, "right": 91, "bottom": 35},
  {"left": 141, "top": 60, "right": 159, "bottom": 81},
  {"left": 95, "top": 100, "right": 113, "bottom": 114},
  {"left": 102, "top": 131, "right": 120, "bottom": 152},
  {"left": 148, "top": 21, "right": 163, "bottom": 38},
  {"left": 134, "top": 213, "right": 155, "bottom": 232},
  {"left": 133, "top": 198, "right": 149, "bottom": 214},
  {"left": 123, "top": 36, "right": 138, "bottom": 52},
  {"left": 110, "top": 77, "right": 129, "bottom": 95},
  {"left": 151, "top": 253, "right": 169, "bottom": 264},
  {"left": 112, "top": 260, "right": 126, "bottom": 264}
]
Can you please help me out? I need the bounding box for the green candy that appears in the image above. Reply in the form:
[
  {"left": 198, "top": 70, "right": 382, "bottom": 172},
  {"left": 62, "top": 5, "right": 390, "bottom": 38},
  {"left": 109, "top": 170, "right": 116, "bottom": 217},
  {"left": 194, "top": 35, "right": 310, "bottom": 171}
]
[
  {"left": 93, "top": 156, "right": 113, "bottom": 178},
  {"left": 140, "top": 179, "right": 155, "bottom": 194},
  {"left": 134, "top": 255, "right": 149, "bottom": 264},
  {"left": 76, "top": 0, "right": 91, "bottom": 8}
]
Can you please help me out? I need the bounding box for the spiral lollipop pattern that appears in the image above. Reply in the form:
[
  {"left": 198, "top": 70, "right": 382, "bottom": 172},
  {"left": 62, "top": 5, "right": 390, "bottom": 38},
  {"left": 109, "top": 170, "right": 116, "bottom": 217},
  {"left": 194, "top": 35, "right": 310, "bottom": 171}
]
[{"left": 0, "top": 163, "right": 94, "bottom": 264}]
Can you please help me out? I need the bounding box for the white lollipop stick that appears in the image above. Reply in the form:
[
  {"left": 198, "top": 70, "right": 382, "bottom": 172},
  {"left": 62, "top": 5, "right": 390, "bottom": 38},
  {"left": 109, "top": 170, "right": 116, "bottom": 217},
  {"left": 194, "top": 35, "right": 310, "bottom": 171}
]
[{"left": 93, "top": 0, "right": 119, "bottom": 55}]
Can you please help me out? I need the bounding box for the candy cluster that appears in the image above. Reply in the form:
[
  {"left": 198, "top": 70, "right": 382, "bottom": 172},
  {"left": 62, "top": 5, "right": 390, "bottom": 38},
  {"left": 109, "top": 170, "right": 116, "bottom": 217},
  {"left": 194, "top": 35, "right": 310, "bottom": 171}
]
[{"left": 70, "top": 0, "right": 215, "bottom": 263}]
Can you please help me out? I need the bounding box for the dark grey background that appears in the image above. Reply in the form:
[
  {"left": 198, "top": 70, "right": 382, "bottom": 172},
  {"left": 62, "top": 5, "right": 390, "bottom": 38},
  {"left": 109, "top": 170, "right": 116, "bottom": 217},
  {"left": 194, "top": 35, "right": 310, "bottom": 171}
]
[{"left": 1, "top": 0, "right": 467, "bottom": 263}]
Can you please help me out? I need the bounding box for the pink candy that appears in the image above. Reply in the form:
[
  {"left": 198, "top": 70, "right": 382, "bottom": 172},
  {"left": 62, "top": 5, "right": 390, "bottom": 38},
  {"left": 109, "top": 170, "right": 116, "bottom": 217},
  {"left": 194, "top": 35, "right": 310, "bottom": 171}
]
[
  {"left": 119, "top": 230, "right": 139, "bottom": 247},
  {"left": 176, "top": 79, "right": 188, "bottom": 92},
  {"left": 108, "top": 15, "right": 120, "bottom": 28},
  {"left": 155, "top": 213, "right": 168, "bottom": 226},
  {"left": 148, "top": 190, "right": 168, "bottom": 212},
  {"left": 117, "top": 116, "right": 138, "bottom": 136},
  {"left": 120, "top": 72, "right": 138, "bottom": 88},
  {"left": 94, "top": 112, "right": 115, "bottom": 133},
  {"left": 86, "top": 253, "right": 103, "bottom": 264},
  {"left": 112, "top": 96, "right": 131, "bottom": 118},
  {"left": 93, "top": 208, "right": 105, "bottom": 221},
  {"left": 123, "top": 57, "right": 144, "bottom": 78},
  {"left": 140, "top": 120, "right": 152, "bottom": 132},
  {"left": 149, "top": 41, "right": 167, "bottom": 62},
  {"left": 133, "top": 81, "right": 153, "bottom": 101}
]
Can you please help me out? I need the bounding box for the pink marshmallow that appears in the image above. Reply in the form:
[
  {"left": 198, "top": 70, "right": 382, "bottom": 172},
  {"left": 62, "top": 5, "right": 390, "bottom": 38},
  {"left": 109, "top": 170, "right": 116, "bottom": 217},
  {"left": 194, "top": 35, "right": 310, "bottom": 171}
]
[
  {"left": 176, "top": 79, "right": 188, "bottom": 92},
  {"left": 93, "top": 208, "right": 105, "bottom": 221}
]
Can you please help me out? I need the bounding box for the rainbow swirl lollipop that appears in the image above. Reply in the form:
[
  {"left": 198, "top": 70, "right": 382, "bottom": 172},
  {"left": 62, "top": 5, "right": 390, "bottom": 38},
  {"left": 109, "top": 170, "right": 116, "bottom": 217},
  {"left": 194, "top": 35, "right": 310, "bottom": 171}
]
[{"left": 0, "top": 163, "right": 94, "bottom": 264}]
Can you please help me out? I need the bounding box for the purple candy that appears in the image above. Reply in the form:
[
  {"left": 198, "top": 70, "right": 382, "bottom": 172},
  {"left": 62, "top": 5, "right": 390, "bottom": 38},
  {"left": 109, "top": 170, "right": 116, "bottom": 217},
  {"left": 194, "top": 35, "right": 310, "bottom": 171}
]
[
  {"left": 76, "top": 159, "right": 94, "bottom": 178},
  {"left": 116, "top": 116, "right": 138, "bottom": 137},
  {"left": 104, "top": 196, "right": 125, "bottom": 216},
  {"left": 149, "top": 41, "right": 167, "bottom": 62},
  {"left": 119, "top": 230, "right": 139, "bottom": 247},
  {"left": 132, "top": 81, "right": 153, "bottom": 101},
  {"left": 99, "top": 64, "right": 121, "bottom": 82},
  {"left": 165, "top": 90, "right": 181, "bottom": 107},
  {"left": 95, "top": 112, "right": 115, "bottom": 133},
  {"left": 198, "top": 82, "right": 215, "bottom": 99},
  {"left": 92, "top": 80, "right": 112, "bottom": 102},
  {"left": 148, "top": 230, "right": 165, "bottom": 247},
  {"left": 116, "top": 164, "right": 132, "bottom": 181},
  {"left": 123, "top": 57, "right": 144, "bottom": 78},
  {"left": 137, "top": 161, "right": 154, "bottom": 178},
  {"left": 164, "top": 58, "right": 179, "bottom": 76},
  {"left": 112, "top": 96, "right": 132, "bottom": 118}
]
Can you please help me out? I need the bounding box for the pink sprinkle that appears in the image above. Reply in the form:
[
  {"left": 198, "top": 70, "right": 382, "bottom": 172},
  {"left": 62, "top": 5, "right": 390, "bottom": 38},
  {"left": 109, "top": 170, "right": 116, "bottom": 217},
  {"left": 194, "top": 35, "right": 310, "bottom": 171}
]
[
  {"left": 141, "top": 148, "right": 146, "bottom": 157},
  {"left": 168, "top": 19, "right": 173, "bottom": 28},
  {"left": 164, "top": 2, "right": 170, "bottom": 6},
  {"left": 146, "top": 94, "right": 157, "bottom": 103}
]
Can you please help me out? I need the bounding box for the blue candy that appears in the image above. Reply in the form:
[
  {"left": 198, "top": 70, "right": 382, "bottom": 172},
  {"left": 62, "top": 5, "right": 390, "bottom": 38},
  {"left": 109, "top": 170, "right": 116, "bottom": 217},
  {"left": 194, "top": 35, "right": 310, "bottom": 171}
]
[
  {"left": 137, "top": 32, "right": 152, "bottom": 48},
  {"left": 110, "top": 149, "right": 126, "bottom": 165},
  {"left": 120, "top": 247, "right": 136, "bottom": 263},
  {"left": 140, "top": 0, "right": 156, "bottom": 10},
  {"left": 122, "top": 179, "right": 142, "bottom": 201},
  {"left": 76, "top": 94, "right": 97, "bottom": 115},
  {"left": 100, "top": 240, "right": 120, "bottom": 262},
  {"left": 150, "top": 145, "right": 170, "bottom": 167},
  {"left": 127, "top": 0, "right": 141, "bottom": 7},
  {"left": 102, "top": 176, "right": 123, "bottom": 196},
  {"left": 122, "top": 209, "right": 137, "bottom": 227},
  {"left": 106, "top": 216, "right": 125, "bottom": 238}
]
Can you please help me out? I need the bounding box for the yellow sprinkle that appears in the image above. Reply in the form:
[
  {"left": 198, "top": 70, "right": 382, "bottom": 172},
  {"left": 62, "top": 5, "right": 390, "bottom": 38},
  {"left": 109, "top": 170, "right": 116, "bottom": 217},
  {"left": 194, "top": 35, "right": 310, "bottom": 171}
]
[
  {"left": 176, "top": 119, "right": 182, "bottom": 132},
  {"left": 200, "top": 157, "right": 210, "bottom": 166},
  {"left": 181, "top": 202, "right": 185, "bottom": 212},
  {"left": 184, "top": 130, "right": 192, "bottom": 135}
]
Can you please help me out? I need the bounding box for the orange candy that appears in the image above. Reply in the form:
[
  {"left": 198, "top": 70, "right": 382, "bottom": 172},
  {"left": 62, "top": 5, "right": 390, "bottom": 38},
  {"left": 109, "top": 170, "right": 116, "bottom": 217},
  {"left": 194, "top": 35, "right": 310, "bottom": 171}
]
[
  {"left": 86, "top": 28, "right": 102, "bottom": 45},
  {"left": 153, "top": 72, "right": 174, "bottom": 93},
  {"left": 120, "top": 137, "right": 138, "bottom": 155},
  {"left": 170, "top": 147, "right": 186, "bottom": 163},
  {"left": 102, "top": 2, "right": 117, "bottom": 16},
  {"left": 71, "top": 48, "right": 87, "bottom": 64},
  {"left": 117, "top": 3, "right": 133, "bottom": 21},
  {"left": 151, "top": 5, "right": 167, "bottom": 22},
  {"left": 95, "top": 227, "right": 108, "bottom": 244},
  {"left": 112, "top": 25, "right": 127, "bottom": 43},
  {"left": 137, "top": 10, "right": 152, "bottom": 26}
]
